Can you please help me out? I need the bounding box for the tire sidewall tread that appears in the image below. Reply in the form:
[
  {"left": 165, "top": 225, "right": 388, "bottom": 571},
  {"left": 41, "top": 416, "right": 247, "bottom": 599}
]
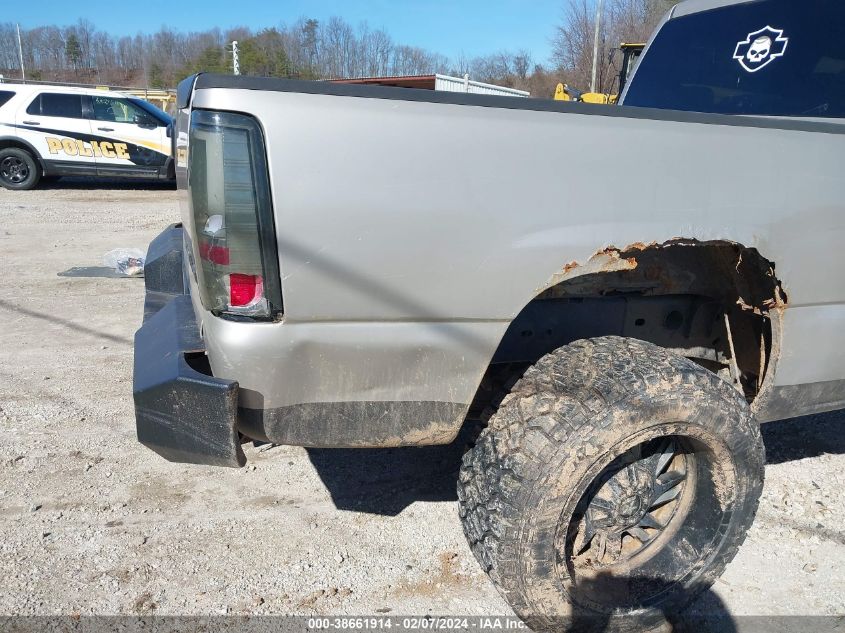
[
  {"left": 0, "top": 148, "right": 41, "bottom": 191},
  {"left": 458, "top": 336, "right": 765, "bottom": 630}
]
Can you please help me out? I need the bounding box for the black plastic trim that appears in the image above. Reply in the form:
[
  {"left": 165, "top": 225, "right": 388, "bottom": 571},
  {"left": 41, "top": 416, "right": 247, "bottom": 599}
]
[
  {"left": 239, "top": 400, "right": 468, "bottom": 448},
  {"left": 143, "top": 223, "right": 187, "bottom": 319},
  {"left": 133, "top": 225, "right": 244, "bottom": 468},
  {"left": 192, "top": 73, "right": 845, "bottom": 135},
  {"left": 164, "top": 155, "right": 175, "bottom": 180},
  {"left": 37, "top": 159, "right": 166, "bottom": 179},
  {"left": 43, "top": 161, "right": 97, "bottom": 177},
  {"left": 756, "top": 379, "right": 845, "bottom": 422},
  {"left": 177, "top": 74, "right": 199, "bottom": 110}
]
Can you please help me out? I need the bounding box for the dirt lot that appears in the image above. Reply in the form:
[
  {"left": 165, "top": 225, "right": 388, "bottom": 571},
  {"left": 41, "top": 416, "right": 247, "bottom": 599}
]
[{"left": 0, "top": 181, "right": 843, "bottom": 625}]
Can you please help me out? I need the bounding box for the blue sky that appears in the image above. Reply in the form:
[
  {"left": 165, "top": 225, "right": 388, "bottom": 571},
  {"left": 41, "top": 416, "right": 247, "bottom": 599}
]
[{"left": 29, "top": 0, "right": 564, "bottom": 66}]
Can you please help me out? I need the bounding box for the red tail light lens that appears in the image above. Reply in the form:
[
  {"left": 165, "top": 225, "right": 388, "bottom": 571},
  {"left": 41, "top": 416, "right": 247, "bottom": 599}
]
[
  {"left": 229, "top": 273, "right": 264, "bottom": 307},
  {"left": 187, "top": 111, "right": 282, "bottom": 319},
  {"left": 198, "top": 240, "right": 230, "bottom": 265}
]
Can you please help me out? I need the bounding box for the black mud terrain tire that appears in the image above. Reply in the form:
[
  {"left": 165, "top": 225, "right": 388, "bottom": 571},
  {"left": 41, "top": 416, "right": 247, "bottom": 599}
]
[
  {"left": 0, "top": 147, "right": 41, "bottom": 190},
  {"left": 458, "top": 337, "right": 764, "bottom": 632}
]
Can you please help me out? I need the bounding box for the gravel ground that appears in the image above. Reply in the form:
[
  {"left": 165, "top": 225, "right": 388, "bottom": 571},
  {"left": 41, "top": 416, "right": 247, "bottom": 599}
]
[{"left": 0, "top": 179, "right": 843, "bottom": 627}]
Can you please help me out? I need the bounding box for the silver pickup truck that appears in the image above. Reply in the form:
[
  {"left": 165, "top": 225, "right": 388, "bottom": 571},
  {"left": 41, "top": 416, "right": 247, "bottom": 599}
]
[{"left": 133, "top": 0, "right": 844, "bottom": 628}]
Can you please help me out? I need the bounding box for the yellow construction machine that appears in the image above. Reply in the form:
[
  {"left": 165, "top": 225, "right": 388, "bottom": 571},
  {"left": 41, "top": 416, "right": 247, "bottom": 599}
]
[{"left": 554, "top": 42, "right": 645, "bottom": 104}]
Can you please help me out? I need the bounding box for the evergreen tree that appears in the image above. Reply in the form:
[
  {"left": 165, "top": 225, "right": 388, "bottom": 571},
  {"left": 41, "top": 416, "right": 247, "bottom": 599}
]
[{"left": 65, "top": 33, "right": 82, "bottom": 69}]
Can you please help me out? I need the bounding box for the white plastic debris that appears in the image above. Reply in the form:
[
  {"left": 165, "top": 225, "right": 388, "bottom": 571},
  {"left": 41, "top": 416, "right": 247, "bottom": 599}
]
[{"left": 103, "top": 248, "right": 146, "bottom": 276}]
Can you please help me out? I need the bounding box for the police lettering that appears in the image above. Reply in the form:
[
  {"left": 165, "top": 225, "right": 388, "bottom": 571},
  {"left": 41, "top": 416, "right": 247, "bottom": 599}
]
[{"left": 45, "top": 136, "right": 130, "bottom": 160}]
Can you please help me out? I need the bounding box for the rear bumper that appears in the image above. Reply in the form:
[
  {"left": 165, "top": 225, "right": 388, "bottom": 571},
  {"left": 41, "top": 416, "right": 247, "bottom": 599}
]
[{"left": 132, "top": 224, "right": 245, "bottom": 468}]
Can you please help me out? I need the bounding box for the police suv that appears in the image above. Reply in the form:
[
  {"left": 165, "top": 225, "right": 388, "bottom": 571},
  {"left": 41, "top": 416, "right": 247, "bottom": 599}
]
[{"left": 0, "top": 83, "right": 173, "bottom": 190}]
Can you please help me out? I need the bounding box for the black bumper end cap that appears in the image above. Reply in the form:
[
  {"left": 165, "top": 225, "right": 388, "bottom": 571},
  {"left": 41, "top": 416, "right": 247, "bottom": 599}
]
[
  {"left": 143, "top": 224, "right": 187, "bottom": 319},
  {"left": 133, "top": 295, "right": 245, "bottom": 468}
]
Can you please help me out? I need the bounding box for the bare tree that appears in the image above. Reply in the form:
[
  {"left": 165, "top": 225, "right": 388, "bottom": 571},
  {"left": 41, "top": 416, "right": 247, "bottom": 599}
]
[
  {"left": 0, "top": 24, "right": 20, "bottom": 71},
  {"left": 552, "top": 0, "right": 675, "bottom": 93},
  {"left": 513, "top": 50, "right": 532, "bottom": 81},
  {"left": 552, "top": 0, "right": 600, "bottom": 91}
]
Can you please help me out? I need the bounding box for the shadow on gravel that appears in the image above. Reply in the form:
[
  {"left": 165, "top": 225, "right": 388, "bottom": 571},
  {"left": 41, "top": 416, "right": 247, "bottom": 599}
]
[
  {"left": 306, "top": 424, "right": 480, "bottom": 516},
  {"left": 553, "top": 572, "right": 738, "bottom": 633},
  {"left": 308, "top": 409, "right": 845, "bottom": 517},
  {"left": 306, "top": 442, "right": 463, "bottom": 516},
  {"left": 37, "top": 177, "right": 175, "bottom": 190},
  {"left": 0, "top": 297, "right": 132, "bottom": 346},
  {"left": 761, "top": 409, "right": 845, "bottom": 464}
]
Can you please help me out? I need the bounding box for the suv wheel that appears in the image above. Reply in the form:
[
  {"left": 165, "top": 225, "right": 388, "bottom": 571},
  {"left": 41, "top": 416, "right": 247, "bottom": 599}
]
[
  {"left": 458, "top": 337, "right": 764, "bottom": 632},
  {"left": 0, "top": 147, "right": 41, "bottom": 190}
]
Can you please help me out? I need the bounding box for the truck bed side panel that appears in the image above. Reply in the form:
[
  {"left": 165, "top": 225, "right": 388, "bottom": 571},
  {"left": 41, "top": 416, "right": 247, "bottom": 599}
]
[{"left": 186, "top": 85, "right": 845, "bottom": 436}]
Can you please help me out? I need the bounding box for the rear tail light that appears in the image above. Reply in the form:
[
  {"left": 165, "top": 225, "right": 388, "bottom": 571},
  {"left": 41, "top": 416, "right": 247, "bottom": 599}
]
[
  {"left": 187, "top": 111, "right": 282, "bottom": 319},
  {"left": 229, "top": 273, "right": 264, "bottom": 307}
]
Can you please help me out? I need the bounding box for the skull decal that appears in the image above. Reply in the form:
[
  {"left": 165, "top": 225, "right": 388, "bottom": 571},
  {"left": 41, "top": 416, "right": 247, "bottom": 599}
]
[
  {"left": 747, "top": 36, "right": 772, "bottom": 63},
  {"left": 734, "top": 26, "right": 788, "bottom": 72}
]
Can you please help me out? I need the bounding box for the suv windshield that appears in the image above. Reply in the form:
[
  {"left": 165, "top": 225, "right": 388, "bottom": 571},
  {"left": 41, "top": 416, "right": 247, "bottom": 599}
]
[{"left": 623, "top": 0, "right": 845, "bottom": 117}]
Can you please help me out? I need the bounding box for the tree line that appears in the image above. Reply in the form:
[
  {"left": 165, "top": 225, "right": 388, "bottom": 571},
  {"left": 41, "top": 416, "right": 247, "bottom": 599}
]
[
  {"left": 0, "top": 1, "right": 675, "bottom": 99},
  {"left": 0, "top": 18, "right": 452, "bottom": 88}
]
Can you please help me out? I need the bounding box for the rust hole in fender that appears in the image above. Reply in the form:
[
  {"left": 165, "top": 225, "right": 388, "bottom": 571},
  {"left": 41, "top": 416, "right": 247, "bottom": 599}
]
[{"left": 476, "top": 239, "right": 787, "bottom": 418}]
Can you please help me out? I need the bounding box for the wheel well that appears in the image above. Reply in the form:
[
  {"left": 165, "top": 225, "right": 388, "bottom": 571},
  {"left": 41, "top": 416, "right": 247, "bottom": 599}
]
[
  {"left": 0, "top": 138, "right": 44, "bottom": 171},
  {"left": 468, "top": 239, "right": 786, "bottom": 419}
]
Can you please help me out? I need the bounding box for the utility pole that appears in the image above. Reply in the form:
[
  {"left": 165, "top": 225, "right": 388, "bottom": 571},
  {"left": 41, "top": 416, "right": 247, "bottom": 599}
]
[
  {"left": 590, "top": 0, "right": 604, "bottom": 93},
  {"left": 232, "top": 40, "right": 240, "bottom": 76},
  {"left": 16, "top": 23, "right": 25, "bottom": 81}
]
